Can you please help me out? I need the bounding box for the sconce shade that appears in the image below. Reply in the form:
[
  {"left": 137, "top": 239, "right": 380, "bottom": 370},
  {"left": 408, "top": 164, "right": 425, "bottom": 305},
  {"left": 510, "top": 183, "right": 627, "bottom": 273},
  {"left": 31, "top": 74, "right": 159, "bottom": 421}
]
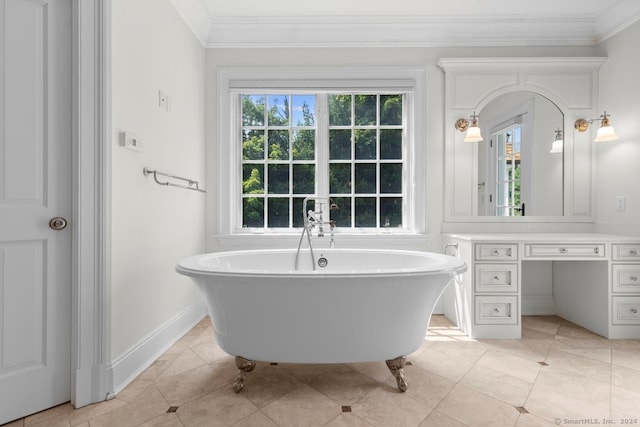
[
  {"left": 550, "top": 139, "right": 563, "bottom": 153},
  {"left": 594, "top": 125, "right": 618, "bottom": 142},
  {"left": 594, "top": 115, "right": 618, "bottom": 142},
  {"left": 456, "top": 112, "right": 483, "bottom": 142},
  {"left": 550, "top": 129, "right": 563, "bottom": 153},
  {"left": 464, "top": 126, "right": 483, "bottom": 142}
]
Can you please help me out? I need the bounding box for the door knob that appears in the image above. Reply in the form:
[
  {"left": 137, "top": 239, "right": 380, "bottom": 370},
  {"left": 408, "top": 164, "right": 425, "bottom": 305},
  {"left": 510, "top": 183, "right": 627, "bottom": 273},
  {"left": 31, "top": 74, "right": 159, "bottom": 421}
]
[{"left": 49, "top": 217, "right": 68, "bottom": 230}]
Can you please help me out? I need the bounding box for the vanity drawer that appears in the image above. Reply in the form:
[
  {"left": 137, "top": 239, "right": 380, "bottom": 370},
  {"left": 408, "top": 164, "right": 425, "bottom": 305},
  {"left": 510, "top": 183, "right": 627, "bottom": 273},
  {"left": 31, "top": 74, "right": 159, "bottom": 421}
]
[
  {"left": 475, "top": 244, "right": 518, "bottom": 261},
  {"left": 475, "top": 264, "right": 518, "bottom": 293},
  {"left": 475, "top": 296, "right": 518, "bottom": 325},
  {"left": 612, "top": 265, "right": 640, "bottom": 293},
  {"left": 612, "top": 244, "right": 640, "bottom": 261},
  {"left": 612, "top": 296, "right": 640, "bottom": 325},
  {"left": 524, "top": 244, "right": 605, "bottom": 258}
]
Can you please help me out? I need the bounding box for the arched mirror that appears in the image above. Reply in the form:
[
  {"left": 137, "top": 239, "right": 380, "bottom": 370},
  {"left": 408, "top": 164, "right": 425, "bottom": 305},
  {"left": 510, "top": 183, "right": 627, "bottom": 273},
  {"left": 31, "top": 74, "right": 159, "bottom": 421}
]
[{"left": 476, "top": 91, "right": 564, "bottom": 216}]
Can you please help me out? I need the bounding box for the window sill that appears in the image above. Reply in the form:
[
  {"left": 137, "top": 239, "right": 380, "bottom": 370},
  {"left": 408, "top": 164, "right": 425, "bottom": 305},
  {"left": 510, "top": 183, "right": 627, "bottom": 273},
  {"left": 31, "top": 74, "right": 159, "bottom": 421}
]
[{"left": 211, "top": 231, "right": 430, "bottom": 251}]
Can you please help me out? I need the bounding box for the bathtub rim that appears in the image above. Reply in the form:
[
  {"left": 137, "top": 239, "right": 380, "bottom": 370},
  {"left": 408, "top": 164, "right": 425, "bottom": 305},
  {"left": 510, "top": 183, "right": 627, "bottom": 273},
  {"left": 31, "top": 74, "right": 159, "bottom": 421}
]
[{"left": 176, "top": 248, "right": 467, "bottom": 279}]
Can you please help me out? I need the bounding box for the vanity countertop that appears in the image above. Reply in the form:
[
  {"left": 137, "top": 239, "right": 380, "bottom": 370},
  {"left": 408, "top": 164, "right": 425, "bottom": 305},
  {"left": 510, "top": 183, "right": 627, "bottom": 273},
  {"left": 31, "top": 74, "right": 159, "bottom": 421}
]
[{"left": 445, "top": 233, "right": 640, "bottom": 242}]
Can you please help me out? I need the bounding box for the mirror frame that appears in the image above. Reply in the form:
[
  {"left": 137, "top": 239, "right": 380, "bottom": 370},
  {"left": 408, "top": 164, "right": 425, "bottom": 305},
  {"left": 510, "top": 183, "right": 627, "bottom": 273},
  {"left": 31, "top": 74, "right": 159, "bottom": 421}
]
[{"left": 438, "top": 57, "right": 607, "bottom": 224}]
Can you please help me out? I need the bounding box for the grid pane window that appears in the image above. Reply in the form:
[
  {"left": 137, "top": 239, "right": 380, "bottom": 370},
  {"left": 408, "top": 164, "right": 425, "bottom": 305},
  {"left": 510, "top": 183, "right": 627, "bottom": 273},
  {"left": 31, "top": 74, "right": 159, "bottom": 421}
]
[
  {"left": 267, "top": 198, "right": 289, "bottom": 227},
  {"left": 329, "top": 129, "right": 351, "bottom": 159},
  {"left": 241, "top": 94, "right": 316, "bottom": 228},
  {"left": 328, "top": 93, "right": 404, "bottom": 229},
  {"left": 241, "top": 92, "right": 404, "bottom": 230}
]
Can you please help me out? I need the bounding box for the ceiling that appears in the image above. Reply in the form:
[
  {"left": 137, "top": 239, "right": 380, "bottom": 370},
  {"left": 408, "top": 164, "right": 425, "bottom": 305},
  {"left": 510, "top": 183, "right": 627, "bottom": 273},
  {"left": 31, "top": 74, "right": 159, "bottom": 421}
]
[{"left": 169, "top": 0, "right": 640, "bottom": 48}]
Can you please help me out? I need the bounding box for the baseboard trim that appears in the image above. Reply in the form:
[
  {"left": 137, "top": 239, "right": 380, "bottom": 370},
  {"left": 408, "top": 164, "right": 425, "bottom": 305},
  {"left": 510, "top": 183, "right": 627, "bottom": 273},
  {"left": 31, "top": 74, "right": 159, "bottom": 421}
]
[{"left": 107, "top": 302, "right": 207, "bottom": 398}]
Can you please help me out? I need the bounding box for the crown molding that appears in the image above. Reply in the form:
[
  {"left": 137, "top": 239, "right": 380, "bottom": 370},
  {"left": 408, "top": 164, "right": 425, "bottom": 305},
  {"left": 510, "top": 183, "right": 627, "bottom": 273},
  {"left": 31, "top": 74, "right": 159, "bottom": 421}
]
[
  {"left": 437, "top": 57, "right": 608, "bottom": 72},
  {"left": 204, "top": 15, "right": 597, "bottom": 48},
  {"left": 169, "top": 0, "right": 213, "bottom": 46},
  {"left": 595, "top": 0, "right": 640, "bottom": 42},
  {"left": 170, "top": 1, "right": 640, "bottom": 48}
]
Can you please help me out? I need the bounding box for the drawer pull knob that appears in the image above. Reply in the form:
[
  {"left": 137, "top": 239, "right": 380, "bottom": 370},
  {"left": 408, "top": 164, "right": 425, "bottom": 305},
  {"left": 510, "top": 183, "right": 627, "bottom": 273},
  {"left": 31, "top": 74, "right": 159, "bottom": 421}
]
[
  {"left": 493, "top": 308, "right": 500, "bottom": 313},
  {"left": 492, "top": 250, "right": 500, "bottom": 256},
  {"left": 559, "top": 248, "right": 568, "bottom": 254},
  {"left": 594, "top": 247, "right": 599, "bottom": 254},
  {"left": 630, "top": 249, "right": 638, "bottom": 256},
  {"left": 631, "top": 276, "right": 638, "bottom": 282},
  {"left": 631, "top": 308, "right": 638, "bottom": 314},
  {"left": 493, "top": 275, "right": 501, "bottom": 281}
]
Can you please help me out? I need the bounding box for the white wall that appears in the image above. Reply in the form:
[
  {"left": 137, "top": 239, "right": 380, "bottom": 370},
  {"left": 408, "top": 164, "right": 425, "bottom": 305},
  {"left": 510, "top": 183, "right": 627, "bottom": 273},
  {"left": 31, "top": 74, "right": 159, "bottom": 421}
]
[
  {"left": 110, "top": 0, "right": 206, "bottom": 369},
  {"left": 205, "top": 48, "right": 448, "bottom": 253},
  {"left": 205, "top": 46, "right": 595, "bottom": 252},
  {"left": 595, "top": 21, "right": 640, "bottom": 236}
]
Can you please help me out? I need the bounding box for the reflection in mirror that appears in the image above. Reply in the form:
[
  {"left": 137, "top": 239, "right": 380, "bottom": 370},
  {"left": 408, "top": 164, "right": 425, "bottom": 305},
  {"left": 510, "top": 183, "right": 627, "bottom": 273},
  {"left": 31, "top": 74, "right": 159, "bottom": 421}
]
[{"left": 476, "top": 91, "right": 564, "bottom": 216}]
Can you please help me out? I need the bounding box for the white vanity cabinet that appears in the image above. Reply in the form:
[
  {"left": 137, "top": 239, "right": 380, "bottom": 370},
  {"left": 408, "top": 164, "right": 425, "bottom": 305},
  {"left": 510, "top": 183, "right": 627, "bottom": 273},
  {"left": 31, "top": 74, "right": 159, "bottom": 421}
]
[
  {"left": 443, "top": 234, "right": 640, "bottom": 339},
  {"left": 444, "top": 239, "right": 522, "bottom": 338},
  {"left": 473, "top": 244, "right": 519, "bottom": 331},
  {"left": 611, "top": 244, "right": 640, "bottom": 326}
]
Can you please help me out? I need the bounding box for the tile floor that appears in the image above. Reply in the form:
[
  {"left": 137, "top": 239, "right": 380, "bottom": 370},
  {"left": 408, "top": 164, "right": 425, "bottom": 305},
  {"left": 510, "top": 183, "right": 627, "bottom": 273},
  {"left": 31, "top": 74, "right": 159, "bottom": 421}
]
[{"left": 5, "top": 315, "right": 640, "bottom": 427}]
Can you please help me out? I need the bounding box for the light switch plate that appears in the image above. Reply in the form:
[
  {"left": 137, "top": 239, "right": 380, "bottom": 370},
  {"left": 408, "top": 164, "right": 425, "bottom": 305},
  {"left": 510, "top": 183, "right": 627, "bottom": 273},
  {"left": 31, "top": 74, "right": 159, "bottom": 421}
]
[{"left": 119, "top": 131, "right": 144, "bottom": 152}]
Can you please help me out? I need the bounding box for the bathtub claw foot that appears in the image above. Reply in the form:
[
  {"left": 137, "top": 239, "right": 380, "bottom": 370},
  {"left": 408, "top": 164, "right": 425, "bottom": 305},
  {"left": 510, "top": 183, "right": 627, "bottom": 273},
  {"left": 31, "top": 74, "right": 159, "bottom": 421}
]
[
  {"left": 232, "top": 356, "right": 256, "bottom": 393},
  {"left": 386, "top": 356, "right": 408, "bottom": 392}
]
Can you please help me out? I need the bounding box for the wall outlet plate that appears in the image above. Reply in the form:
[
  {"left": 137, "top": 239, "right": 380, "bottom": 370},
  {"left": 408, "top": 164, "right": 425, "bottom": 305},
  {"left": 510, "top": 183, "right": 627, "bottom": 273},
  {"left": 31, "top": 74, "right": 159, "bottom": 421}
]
[
  {"left": 119, "top": 131, "right": 144, "bottom": 152},
  {"left": 159, "top": 90, "right": 170, "bottom": 112}
]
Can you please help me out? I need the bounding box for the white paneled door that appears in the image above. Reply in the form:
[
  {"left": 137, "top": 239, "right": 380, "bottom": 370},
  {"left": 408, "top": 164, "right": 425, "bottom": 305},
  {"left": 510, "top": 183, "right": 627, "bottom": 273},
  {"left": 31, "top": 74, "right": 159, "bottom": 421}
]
[{"left": 0, "top": 0, "right": 72, "bottom": 423}]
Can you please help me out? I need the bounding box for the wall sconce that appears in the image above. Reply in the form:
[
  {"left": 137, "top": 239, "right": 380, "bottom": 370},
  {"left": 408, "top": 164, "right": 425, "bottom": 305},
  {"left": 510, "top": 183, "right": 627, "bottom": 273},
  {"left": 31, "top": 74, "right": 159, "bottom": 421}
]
[
  {"left": 574, "top": 111, "right": 619, "bottom": 142},
  {"left": 550, "top": 128, "right": 563, "bottom": 153},
  {"left": 455, "top": 112, "right": 483, "bottom": 142}
]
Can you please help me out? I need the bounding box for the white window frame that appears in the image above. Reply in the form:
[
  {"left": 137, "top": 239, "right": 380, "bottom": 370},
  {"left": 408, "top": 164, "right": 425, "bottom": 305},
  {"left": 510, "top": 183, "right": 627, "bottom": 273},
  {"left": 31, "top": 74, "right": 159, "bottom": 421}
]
[{"left": 215, "top": 67, "right": 427, "bottom": 243}]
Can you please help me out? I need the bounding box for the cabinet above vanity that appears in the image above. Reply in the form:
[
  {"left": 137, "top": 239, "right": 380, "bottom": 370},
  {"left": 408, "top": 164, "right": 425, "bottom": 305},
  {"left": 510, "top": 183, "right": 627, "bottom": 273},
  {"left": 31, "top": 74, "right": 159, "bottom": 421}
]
[{"left": 443, "top": 233, "right": 640, "bottom": 340}]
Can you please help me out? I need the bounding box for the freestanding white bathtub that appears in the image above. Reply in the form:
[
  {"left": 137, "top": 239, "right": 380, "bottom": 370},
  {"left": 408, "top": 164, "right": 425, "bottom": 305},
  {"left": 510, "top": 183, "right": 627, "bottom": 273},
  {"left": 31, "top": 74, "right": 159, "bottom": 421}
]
[{"left": 176, "top": 248, "right": 467, "bottom": 392}]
